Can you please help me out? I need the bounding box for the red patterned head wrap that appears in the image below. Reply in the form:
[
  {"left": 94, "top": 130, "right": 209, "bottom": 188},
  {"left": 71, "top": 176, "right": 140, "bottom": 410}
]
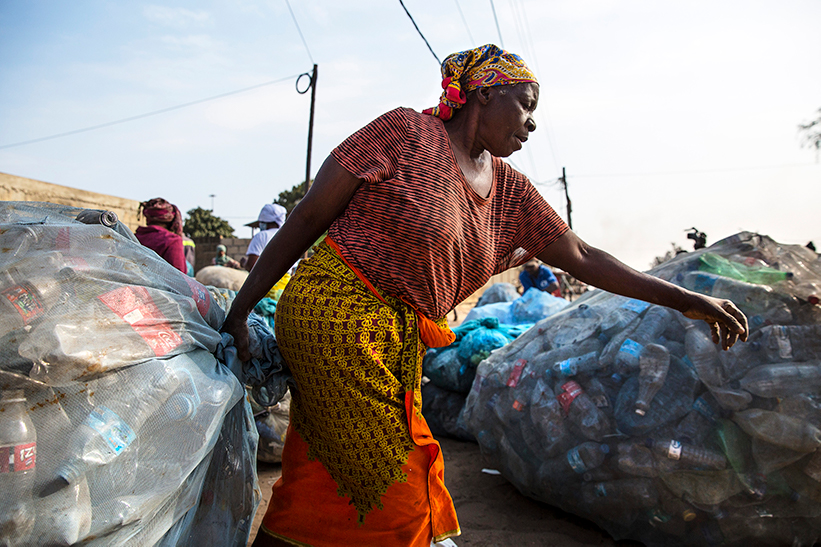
[
  {"left": 139, "top": 197, "right": 183, "bottom": 236},
  {"left": 423, "top": 44, "right": 538, "bottom": 121}
]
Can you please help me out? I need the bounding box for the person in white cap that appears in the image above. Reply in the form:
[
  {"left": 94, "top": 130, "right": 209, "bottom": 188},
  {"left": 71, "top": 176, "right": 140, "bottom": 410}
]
[{"left": 245, "top": 203, "right": 287, "bottom": 271}]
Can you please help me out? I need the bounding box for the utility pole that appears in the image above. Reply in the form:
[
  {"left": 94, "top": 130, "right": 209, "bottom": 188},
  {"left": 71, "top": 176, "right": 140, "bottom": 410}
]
[
  {"left": 561, "top": 167, "right": 572, "bottom": 230},
  {"left": 297, "top": 64, "right": 318, "bottom": 194}
]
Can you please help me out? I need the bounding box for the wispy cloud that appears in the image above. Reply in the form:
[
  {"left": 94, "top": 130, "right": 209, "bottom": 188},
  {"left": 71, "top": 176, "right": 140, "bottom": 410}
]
[{"left": 143, "top": 6, "right": 212, "bottom": 29}]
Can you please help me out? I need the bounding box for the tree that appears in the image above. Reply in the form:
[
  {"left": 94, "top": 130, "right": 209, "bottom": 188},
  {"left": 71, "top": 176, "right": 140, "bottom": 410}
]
[
  {"left": 799, "top": 108, "right": 821, "bottom": 159},
  {"left": 274, "top": 180, "right": 310, "bottom": 214},
  {"left": 183, "top": 207, "right": 235, "bottom": 237},
  {"left": 651, "top": 242, "right": 686, "bottom": 268}
]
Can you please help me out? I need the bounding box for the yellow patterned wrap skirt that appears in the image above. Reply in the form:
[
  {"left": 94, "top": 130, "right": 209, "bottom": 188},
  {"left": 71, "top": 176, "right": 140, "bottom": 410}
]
[{"left": 260, "top": 241, "right": 460, "bottom": 546}]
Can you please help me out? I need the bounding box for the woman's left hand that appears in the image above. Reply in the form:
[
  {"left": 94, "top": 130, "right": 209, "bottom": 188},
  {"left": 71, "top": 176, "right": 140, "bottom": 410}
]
[{"left": 681, "top": 294, "right": 748, "bottom": 350}]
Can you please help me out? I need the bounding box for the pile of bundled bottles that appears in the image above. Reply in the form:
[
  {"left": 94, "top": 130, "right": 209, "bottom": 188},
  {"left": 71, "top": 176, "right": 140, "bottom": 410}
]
[
  {"left": 460, "top": 232, "right": 821, "bottom": 546},
  {"left": 0, "top": 202, "right": 260, "bottom": 546},
  {"left": 422, "top": 286, "right": 571, "bottom": 439}
]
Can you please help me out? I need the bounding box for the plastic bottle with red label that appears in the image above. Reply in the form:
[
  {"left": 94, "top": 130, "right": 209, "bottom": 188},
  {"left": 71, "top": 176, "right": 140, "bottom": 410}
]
[
  {"left": 555, "top": 380, "right": 612, "bottom": 442},
  {"left": 0, "top": 266, "right": 77, "bottom": 337},
  {"left": 0, "top": 389, "right": 38, "bottom": 544}
]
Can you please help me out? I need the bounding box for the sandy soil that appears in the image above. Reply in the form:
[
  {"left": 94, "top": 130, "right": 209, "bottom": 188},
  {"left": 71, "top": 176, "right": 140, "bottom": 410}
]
[{"left": 247, "top": 437, "right": 641, "bottom": 546}]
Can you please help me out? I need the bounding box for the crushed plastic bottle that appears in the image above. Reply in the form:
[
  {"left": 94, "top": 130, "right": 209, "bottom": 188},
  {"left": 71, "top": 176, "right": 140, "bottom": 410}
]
[
  {"left": 682, "top": 319, "right": 723, "bottom": 388},
  {"left": 635, "top": 343, "right": 670, "bottom": 416},
  {"left": 538, "top": 441, "right": 610, "bottom": 481},
  {"left": 675, "top": 395, "right": 718, "bottom": 446},
  {"left": 540, "top": 304, "right": 603, "bottom": 347},
  {"left": 598, "top": 316, "right": 640, "bottom": 370},
  {"left": 54, "top": 359, "right": 186, "bottom": 486},
  {"left": 528, "top": 377, "right": 569, "bottom": 457},
  {"left": 551, "top": 350, "right": 602, "bottom": 377},
  {"left": 532, "top": 337, "right": 604, "bottom": 372},
  {"left": 757, "top": 324, "right": 821, "bottom": 363},
  {"left": 615, "top": 441, "right": 671, "bottom": 478},
  {"left": 733, "top": 408, "right": 821, "bottom": 453},
  {"left": 751, "top": 436, "right": 807, "bottom": 474},
  {"left": 661, "top": 468, "right": 743, "bottom": 506},
  {"left": 679, "top": 270, "right": 794, "bottom": 327},
  {"left": 600, "top": 297, "right": 651, "bottom": 338},
  {"left": 613, "top": 306, "right": 672, "bottom": 375},
  {"left": 738, "top": 362, "right": 821, "bottom": 398}
]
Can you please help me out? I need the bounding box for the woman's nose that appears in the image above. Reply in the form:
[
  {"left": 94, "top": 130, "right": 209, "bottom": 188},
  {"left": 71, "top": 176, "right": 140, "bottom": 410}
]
[{"left": 526, "top": 117, "right": 536, "bottom": 132}]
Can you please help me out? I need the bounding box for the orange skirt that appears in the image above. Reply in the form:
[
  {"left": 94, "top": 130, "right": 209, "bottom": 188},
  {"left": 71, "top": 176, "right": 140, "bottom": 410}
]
[{"left": 260, "top": 242, "right": 460, "bottom": 546}]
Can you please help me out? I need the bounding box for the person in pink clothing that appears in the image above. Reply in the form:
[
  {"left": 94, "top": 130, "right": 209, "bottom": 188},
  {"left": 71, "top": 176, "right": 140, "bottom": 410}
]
[{"left": 135, "top": 197, "right": 187, "bottom": 273}]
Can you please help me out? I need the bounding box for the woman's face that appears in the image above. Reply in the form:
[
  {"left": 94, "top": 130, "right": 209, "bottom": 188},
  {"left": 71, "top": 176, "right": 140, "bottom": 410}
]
[{"left": 478, "top": 82, "right": 539, "bottom": 157}]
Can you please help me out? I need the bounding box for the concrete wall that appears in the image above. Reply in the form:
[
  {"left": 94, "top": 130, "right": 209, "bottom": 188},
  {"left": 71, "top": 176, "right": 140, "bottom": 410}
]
[
  {"left": 0, "top": 172, "right": 143, "bottom": 231},
  {"left": 192, "top": 236, "right": 251, "bottom": 273}
]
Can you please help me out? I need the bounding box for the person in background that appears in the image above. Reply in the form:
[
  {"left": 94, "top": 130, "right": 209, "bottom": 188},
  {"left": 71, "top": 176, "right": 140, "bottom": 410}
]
[
  {"left": 245, "top": 203, "right": 287, "bottom": 272},
  {"left": 182, "top": 234, "right": 196, "bottom": 276},
  {"left": 520, "top": 257, "right": 561, "bottom": 297},
  {"left": 212, "top": 244, "right": 242, "bottom": 269},
  {"left": 135, "top": 198, "right": 187, "bottom": 273},
  {"left": 223, "top": 45, "right": 748, "bottom": 547}
]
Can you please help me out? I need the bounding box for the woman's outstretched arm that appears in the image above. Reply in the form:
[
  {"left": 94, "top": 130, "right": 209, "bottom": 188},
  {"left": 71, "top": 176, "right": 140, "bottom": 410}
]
[{"left": 538, "top": 230, "right": 748, "bottom": 350}]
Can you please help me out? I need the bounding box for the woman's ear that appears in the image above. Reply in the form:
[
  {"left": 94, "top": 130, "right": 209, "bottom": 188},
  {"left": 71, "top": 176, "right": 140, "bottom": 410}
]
[{"left": 476, "top": 86, "right": 492, "bottom": 105}]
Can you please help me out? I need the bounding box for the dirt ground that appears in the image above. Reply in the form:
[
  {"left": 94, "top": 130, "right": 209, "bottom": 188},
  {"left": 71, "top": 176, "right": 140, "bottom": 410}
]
[{"left": 247, "top": 437, "right": 641, "bottom": 546}]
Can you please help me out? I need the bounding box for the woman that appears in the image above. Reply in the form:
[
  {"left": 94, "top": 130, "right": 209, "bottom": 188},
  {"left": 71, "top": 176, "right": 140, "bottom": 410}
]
[
  {"left": 212, "top": 244, "right": 242, "bottom": 269},
  {"left": 135, "top": 197, "right": 187, "bottom": 273},
  {"left": 223, "top": 45, "right": 747, "bottom": 547}
]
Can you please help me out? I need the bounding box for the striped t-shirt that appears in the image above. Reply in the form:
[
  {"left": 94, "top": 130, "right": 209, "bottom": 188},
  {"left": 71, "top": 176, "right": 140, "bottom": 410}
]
[{"left": 330, "top": 107, "right": 568, "bottom": 319}]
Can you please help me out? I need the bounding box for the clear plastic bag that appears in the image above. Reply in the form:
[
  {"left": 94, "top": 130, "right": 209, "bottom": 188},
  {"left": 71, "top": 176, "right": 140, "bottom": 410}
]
[
  {"left": 0, "top": 202, "right": 286, "bottom": 546},
  {"left": 460, "top": 232, "right": 821, "bottom": 546}
]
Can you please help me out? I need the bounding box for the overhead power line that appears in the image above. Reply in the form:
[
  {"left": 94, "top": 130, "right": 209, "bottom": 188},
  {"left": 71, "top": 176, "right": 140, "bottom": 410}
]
[
  {"left": 398, "top": 0, "right": 440, "bottom": 64},
  {"left": 453, "top": 0, "right": 475, "bottom": 44},
  {"left": 0, "top": 74, "right": 301, "bottom": 150},
  {"left": 489, "top": 0, "right": 504, "bottom": 48},
  {"left": 284, "top": 0, "right": 314, "bottom": 64}
]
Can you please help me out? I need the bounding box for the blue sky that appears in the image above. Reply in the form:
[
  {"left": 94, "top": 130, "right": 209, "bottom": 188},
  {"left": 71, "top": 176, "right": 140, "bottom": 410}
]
[{"left": 1, "top": 0, "right": 819, "bottom": 270}]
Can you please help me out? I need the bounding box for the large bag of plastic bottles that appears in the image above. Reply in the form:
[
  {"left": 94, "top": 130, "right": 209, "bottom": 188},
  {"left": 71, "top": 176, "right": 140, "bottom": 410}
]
[
  {"left": 459, "top": 232, "right": 821, "bottom": 547},
  {"left": 0, "top": 201, "right": 287, "bottom": 546},
  {"left": 475, "top": 282, "right": 520, "bottom": 307},
  {"left": 463, "top": 286, "right": 569, "bottom": 324}
]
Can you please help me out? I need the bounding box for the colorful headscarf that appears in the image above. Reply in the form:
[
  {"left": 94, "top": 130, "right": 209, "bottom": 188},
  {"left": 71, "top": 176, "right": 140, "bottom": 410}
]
[
  {"left": 138, "top": 197, "right": 184, "bottom": 236},
  {"left": 423, "top": 44, "right": 537, "bottom": 121}
]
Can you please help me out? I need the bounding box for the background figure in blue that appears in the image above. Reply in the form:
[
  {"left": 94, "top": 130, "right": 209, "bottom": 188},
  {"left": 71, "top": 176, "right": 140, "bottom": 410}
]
[{"left": 520, "top": 258, "right": 562, "bottom": 297}]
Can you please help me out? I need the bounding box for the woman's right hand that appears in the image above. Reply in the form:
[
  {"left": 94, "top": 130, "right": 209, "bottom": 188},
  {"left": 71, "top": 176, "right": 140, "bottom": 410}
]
[{"left": 222, "top": 312, "right": 252, "bottom": 362}]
